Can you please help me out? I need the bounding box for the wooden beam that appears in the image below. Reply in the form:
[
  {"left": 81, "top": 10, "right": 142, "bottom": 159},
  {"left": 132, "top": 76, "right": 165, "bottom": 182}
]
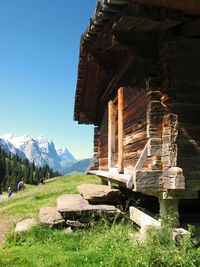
[
  {"left": 106, "top": 0, "right": 129, "bottom": 4},
  {"left": 126, "top": 143, "right": 148, "bottom": 189},
  {"left": 134, "top": 143, "right": 148, "bottom": 172},
  {"left": 118, "top": 87, "right": 124, "bottom": 173},
  {"left": 130, "top": 0, "right": 200, "bottom": 15},
  {"left": 108, "top": 100, "right": 115, "bottom": 169},
  {"left": 88, "top": 170, "right": 129, "bottom": 186},
  {"left": 130, "top": 206, "right": 161, "bottom": 228},
  {"left": 101, "top": 54, "right": 134, "bottom": 103},
  {"left": 84, "top": 154, "right": 98, "bottom": 175}
]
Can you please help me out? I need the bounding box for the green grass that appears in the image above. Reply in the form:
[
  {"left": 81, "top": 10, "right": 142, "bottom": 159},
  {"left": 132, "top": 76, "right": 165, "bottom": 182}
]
[
  {"left": 0, "top": 175, "right": 200, "bottom": 267},
  {"left": 0, "top": 175, "right": 100, "bottom": 220}
]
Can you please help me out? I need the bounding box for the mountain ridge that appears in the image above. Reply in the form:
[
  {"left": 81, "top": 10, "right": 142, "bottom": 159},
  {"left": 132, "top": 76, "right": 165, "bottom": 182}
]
[
  {"left": 63, "top": 158, "right": 92, "bottom": 175},
  {"left": 0, "top": 134, "right": 76, "bottom": 174}
]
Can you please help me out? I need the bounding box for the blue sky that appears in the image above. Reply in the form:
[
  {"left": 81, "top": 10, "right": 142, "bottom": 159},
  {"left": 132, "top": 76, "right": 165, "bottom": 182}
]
[{"left": 0, "top": 0, "right": 97, "bottom": 159}]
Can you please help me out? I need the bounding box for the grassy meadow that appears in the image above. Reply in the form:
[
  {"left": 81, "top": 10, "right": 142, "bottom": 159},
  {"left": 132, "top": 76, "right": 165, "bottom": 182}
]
[{"left": 0, "top": 175, "right": 199, "bottom": 267}]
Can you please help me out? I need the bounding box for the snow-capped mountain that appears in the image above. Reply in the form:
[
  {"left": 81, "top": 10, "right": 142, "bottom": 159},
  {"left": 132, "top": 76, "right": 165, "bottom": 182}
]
[{"left": 0, "top": 134, "right": 76, "bottom": 173}]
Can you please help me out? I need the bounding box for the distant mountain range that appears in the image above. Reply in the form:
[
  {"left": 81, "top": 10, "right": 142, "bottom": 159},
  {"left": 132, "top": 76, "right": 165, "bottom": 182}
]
[
  {"left": 63, "top": 158, "right": 92, "bottom": 175},
  {"left": 0, "top": 134, "right": 76, "bottom": 174}
]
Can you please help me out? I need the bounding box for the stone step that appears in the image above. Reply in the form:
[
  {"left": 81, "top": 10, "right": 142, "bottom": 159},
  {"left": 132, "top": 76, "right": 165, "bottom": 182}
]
[
  {"left": 39, "top": 206, "right": 65, "bottom": 228},
  {"left": 57, "top": 194, "right": 121, "bottom": 219},
  {"left": 77, "top": 184, "right": 121, "bottom": 204},
  {"left": 39, "top": 192, "right": 122, "bottom": 230}
]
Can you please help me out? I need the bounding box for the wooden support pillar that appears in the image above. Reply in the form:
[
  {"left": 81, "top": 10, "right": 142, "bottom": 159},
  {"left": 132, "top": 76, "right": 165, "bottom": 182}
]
[
  {"left": 118, "top": 87, "right": 124, "bottom": 173},
  {"left": 108, "top": 100, "right": 115, "bottom": 169},
  {"left": 159, "top": 198, "right": 180, "bottom": 227}
]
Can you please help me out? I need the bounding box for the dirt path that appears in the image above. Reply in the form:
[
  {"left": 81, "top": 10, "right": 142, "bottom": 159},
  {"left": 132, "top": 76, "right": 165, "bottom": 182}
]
[
  {"left": 0, "top": 197, "right": 30, "bottom": 213},
  {"left": 0, "top": 195, "right": 8, "bottom": 202},
  {"left": 0, "top": 195, "right": 19, "bottom": 244},
  {"left": 0, "top": 218, "right": 12, "bottom": 244}
]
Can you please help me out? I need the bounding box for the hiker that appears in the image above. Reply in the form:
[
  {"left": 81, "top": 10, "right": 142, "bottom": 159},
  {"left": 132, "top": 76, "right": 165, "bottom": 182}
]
[
  {"left": 8, "top": 187, "right": 12, "bottom": 197},
  {"left": 21, "top": 181, "right": 24, "bottom": 190},
  {"left": 40, "top": 177, "right": 45, "bottom": 184},
  {"left": 17, "top": 182, "right": 22, "bottom": 192}
]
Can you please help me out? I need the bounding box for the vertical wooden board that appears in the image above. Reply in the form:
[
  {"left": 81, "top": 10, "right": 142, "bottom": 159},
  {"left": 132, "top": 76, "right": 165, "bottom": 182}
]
[
  {"left": 108, "top": 100, "right": 116, "bottom": 169},
  {"left": 118, "top": 87, "right": 124, "bottom": 173},
  {"left": 122, "top": 86, "right": 148, "bottom": 169},
  {"left": 99, "top": 107, "right": 108, "bottom": 169}
]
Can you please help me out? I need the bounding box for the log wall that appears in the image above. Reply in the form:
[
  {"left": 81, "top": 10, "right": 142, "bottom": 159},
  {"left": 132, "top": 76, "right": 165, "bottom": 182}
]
[
  {"left": 98, "top": 86, "right": 148, "bottom": 171},
  {"left": 161, "top": 36, "right": 200, "bottom": 181},
  {"left": 99, "top": 107, "right": 108, "bottom": 170},
  {"left": 97, "top": 36, "right": 200, "bottom": 180},
  {"left": 123, "top": 87, "right": 148, "bottom": 170}
]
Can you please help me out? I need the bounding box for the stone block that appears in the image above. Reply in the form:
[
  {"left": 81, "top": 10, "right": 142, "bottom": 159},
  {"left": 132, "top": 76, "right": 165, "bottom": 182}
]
[
  {"left": 39, "top": 206, "right": 65, "bottom": 228},
  {"left": 77, "top": 184, "right": 121, "bottom": 204},
  {"left": 163, "top": 167, "right": 185, "bottom": 189},
  {"left": 15, "top": 219, "right": 36, "bottom": 232},
  {"left": 57, "top": 194, "right": 121, "bottom": 219},
  {"left": 134, "top": 170, "right": 162, "bottom": 191}
]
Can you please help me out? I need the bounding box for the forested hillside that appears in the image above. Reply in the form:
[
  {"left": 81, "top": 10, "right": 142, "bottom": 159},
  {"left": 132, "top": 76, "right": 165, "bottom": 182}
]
[{"left": 0, "top": 147, "right": 61, "bottom": 192}]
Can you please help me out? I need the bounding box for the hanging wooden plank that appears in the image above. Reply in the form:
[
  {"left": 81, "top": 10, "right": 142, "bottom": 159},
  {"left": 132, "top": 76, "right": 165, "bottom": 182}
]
[
  {"left": 108, "top": 100, "right": 115, "bottom": 169},
  {"left": 118, "top": 87, "right": 124, "bottom": 173}
]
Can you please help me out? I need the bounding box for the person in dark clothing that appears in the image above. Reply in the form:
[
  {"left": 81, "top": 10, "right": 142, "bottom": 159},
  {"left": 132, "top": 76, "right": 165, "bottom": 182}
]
[{"left": 40, "top": 177, "right": 45, "bottom": 184}]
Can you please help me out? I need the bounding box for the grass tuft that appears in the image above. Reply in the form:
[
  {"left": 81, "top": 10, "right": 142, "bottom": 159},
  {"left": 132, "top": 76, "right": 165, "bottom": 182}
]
[{"left": 0, "top": 175, "right": 200, "bottom": 266}]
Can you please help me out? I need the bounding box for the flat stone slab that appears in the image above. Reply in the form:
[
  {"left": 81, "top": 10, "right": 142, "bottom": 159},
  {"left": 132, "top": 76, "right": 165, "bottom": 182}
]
[
  {"left": 77, "top": 184, "right": 121, "bottom": 203},
  {"left": 39, "top": 206, "right": 65, "bottom": 228},
  {"left": 15, "top": 219, "right": 36, "bottom": 232},
  {"left": 57, "top": 194, "right": 121, "bottom": 219}
]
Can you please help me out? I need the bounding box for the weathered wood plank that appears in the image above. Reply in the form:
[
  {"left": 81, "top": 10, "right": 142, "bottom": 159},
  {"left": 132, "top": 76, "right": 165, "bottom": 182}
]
[
  {"left": 130, "top": 206, "right": 161, "bottom": 228},
  {"left": 118, "top": 87, "right": 124, "bottom": 173},
  {"left": 85, "top": 155, "right": 98, "bottom": 175},
  {"left": 88, "top": 170, "right": 129, "bottom": 186},
  {"left": 133, "top": 143, "right": 148, "bottom": 172},
  {"left": 108, "top": 100, "right": 116, "bottom": 169}
]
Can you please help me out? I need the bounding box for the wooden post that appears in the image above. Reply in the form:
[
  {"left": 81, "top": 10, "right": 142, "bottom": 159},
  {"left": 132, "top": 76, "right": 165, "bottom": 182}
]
[
  {"left": 118, "top": 87, "right": 124, "bottom": 173},
  {"left": 108, "top": 100, "right": 115, "bottom": 169}
]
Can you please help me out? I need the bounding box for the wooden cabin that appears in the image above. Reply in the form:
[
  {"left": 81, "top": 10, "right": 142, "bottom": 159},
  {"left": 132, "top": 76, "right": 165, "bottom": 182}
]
[{"left": 74, "top": 0, "right": 200, "bottom": 227}]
